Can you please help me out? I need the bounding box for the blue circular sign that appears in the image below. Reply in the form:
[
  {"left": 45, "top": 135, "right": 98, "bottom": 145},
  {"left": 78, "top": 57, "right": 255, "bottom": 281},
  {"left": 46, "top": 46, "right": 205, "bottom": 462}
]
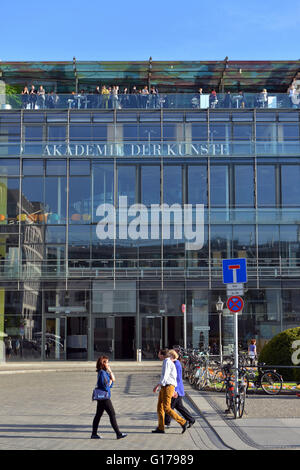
[{"left": 227, "top": 295, "right": 244, "bottom": 313}]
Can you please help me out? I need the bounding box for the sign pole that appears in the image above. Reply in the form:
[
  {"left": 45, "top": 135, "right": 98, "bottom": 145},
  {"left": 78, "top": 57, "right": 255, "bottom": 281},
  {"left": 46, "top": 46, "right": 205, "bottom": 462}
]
[
  {"left": 182, "top": 304, "right": 187, "bottom": 350},
  {"left": 234, "top": 312, "right": 239, "bottom": 398}
]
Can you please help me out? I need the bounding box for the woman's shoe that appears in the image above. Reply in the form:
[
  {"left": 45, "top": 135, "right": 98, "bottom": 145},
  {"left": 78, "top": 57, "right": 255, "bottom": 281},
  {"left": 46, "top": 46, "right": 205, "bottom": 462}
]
[
  {"left": 117, "top": 433, "right": 127, "bottom": 439},
  {"left": 91, "top": 434, "right": 101, "bottom": 439}
]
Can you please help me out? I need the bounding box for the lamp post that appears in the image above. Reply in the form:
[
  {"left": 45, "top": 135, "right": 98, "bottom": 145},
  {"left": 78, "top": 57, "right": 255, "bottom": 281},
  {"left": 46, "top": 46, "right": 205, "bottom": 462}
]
[{"left": 216, "top": 297, "right": 224, "bottom": 364}]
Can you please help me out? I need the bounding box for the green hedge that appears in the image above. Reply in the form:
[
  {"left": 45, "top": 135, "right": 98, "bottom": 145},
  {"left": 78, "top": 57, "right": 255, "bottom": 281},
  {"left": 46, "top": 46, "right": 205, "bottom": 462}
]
[{"left": 258, "top": 327, "right": 300, "bottom": 382}]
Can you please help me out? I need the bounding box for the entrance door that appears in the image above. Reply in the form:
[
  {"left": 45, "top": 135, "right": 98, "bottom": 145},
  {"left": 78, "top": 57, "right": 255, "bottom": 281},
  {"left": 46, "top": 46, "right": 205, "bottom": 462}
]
[
  {"left": 45, "top": 317, "right": 66, "bottom": 360},
  {"left": 45, "top": 316, "right": 88, "bottom": 360},
  {"left": 66, "top": 317, "right": 88, "bottom": 360},
  {"left": 141, "top": 316, "right": 162, "bottom": 360},
  {"left": 115, "top": 317, "right": 135, "bottom": 360},
  {"left": 93, "top": 316, "right": 135, "bottom": 360}
]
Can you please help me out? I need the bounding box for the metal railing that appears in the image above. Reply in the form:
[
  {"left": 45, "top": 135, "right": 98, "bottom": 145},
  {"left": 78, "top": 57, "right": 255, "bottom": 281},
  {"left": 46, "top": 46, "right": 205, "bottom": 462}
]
[
  {"left": 1, "top": 92, "right": 300, "bottom": 110},
  {"left": 0, "top": 258, "right": 300, "bottom": 280}
]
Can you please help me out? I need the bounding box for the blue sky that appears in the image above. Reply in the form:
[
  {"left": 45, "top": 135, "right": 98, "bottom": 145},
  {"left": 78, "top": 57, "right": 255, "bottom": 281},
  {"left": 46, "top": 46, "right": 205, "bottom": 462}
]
[{"left": 2, "top": 0, "right": 300, "bottom": 61}]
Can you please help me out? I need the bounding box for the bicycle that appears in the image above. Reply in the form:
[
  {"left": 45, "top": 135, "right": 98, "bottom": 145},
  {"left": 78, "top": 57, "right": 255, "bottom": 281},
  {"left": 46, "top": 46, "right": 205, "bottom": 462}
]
[
  {"left": 244, "top": 363, "right": 283, "bottom": 395},
  {"left": 223, "top": 365, "right": 247, "bottom": 419}
]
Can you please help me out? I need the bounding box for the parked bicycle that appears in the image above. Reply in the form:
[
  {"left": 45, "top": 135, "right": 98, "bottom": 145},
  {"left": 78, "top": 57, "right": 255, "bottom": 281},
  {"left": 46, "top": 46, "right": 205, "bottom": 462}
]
[
  {"left": 244, "top": 363, "right": 283, "bottom": 395},
  {"left": 223, "top": 364, "right": 247, "bottom": 419}
]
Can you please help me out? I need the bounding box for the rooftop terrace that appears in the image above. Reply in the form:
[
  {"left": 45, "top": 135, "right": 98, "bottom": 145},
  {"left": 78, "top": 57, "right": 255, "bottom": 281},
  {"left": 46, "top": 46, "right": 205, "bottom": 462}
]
[{"left": 1, "top": 59, "right": 300, "bottom": 93}]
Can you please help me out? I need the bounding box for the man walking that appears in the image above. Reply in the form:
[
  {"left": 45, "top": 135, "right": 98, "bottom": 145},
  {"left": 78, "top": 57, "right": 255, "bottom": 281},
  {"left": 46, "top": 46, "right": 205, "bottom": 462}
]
[
  {"left": 165, "top": 351, "right": 195, "bottom": 429},
  {"left": 152, "top": 349, "right": 187, "bottom": 434}
]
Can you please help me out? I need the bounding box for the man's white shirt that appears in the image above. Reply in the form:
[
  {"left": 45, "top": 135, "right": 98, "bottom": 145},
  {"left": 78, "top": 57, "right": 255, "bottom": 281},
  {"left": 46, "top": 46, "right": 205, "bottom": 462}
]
[{"left": 159, "top": 358, "right": 177, "bottom": 387}]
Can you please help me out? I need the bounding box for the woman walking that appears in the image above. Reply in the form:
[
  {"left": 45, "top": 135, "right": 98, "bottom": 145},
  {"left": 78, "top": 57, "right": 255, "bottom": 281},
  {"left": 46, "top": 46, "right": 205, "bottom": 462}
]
[{"left": 91, "top": 355, "right": 127, "bottom": 440}]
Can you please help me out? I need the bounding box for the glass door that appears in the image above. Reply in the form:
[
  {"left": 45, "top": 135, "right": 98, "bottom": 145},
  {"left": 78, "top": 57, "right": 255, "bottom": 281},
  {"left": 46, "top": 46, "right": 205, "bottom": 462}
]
[
  {"left": 66, "top": 316, "right": 88, "bottom": 360},
  {"left": 45, "top": 317, "right": 66, "bottom": 360},
  {"left": 141, "top": 316, "right": 162, "bottom": 360},
  {"left": 93, "top": 317, "right": 115, "bottom": 360}
]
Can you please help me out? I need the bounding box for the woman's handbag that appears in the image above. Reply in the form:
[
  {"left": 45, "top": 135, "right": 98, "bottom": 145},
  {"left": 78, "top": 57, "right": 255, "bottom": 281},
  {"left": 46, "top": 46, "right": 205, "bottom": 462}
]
[{"left": 92, "top": 387, "right": 109, "bottom": 401}]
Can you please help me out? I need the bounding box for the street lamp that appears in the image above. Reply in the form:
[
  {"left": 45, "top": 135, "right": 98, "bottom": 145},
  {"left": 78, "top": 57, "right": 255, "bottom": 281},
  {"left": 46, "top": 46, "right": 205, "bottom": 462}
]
[{"left": 216, "top": 297, "right": 224, "bottom": 363}]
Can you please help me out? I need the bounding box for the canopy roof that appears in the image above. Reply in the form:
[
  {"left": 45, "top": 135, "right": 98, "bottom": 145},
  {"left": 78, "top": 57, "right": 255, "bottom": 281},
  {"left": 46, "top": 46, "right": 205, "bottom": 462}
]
[{"left": 1, "top": 59, "right": 300, "bottom": 93}]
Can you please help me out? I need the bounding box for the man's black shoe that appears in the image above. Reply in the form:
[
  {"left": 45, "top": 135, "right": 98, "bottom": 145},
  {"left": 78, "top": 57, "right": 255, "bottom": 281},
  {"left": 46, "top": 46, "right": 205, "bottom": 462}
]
[
  {"left": 187, "top": 420, "right": 195, "bottom": 429},
  {"left": 152, "top": 428, "right": 165, "bottom": 434},
  {"left": 91, "top": 434, "right": 101, "bottom": 439},
  {"left": 117, "top": 433, "right": 127, "bottom": 439},
  {"left": 181, "top": 422, "right": 188, "bottom": 434}
]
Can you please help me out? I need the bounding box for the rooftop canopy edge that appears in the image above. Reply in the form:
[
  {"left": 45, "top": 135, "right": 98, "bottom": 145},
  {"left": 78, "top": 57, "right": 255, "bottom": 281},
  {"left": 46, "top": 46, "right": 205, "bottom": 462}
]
[{"left": 1, "top": 60, "right": 300, "bottom": 93}]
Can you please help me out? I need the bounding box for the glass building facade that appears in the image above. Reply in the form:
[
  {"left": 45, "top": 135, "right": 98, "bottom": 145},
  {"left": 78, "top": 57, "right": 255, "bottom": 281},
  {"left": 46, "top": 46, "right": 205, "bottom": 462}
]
[{"left": 1, "top": 82, "right": 300, "bottom": 360}]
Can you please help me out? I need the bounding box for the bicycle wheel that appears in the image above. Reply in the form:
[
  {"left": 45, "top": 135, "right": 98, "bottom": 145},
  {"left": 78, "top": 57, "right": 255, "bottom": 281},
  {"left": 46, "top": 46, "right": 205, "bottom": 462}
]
[
  {"left": 233, "top": 387, "right": 246, "bottom": 419},
  {"left": 212, "top": 369, "right": 226, "bottom": 392},
  {"left": 197, "top": 373, "right": 207, "bottom": 390},
  {"left": 260, "top": 371, "right": 282, "bottom": 395}
]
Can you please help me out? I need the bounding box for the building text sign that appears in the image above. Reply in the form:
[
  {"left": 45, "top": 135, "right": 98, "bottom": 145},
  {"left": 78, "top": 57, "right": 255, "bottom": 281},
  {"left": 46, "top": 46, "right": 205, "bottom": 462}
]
[{"left": 42, "top": 142, "right": 230, "bottom": 158}]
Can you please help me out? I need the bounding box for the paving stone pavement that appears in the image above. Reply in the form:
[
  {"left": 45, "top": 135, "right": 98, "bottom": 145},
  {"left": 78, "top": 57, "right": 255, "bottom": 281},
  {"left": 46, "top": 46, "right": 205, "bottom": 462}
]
[
  {"left": 0, "top": 370, "right": 210, "bottom": 451},
  {"left": 1, "top": 367, "right": 300, "bottom": 451}
]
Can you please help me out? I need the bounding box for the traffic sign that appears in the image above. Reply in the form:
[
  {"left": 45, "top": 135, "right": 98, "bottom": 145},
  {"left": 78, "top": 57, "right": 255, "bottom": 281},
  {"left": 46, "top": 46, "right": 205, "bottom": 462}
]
[
  {"left": 227, "top": 295, "right": 244, "bottom": 313},
  {"left": 222, "top": 258, "right": 247, "bottom": 284},
  {"left": 226, "top": 283, "right": 244, "bottom": 296}
]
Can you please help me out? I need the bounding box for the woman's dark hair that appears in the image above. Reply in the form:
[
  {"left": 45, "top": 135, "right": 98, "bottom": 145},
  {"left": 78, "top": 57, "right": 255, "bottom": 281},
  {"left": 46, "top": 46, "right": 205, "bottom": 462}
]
[
  {"left": 159, "top": 349, "right": 169, "bottom": 357},
  {"left": 96, "top": 355, "right": 109, "bottom": 371}
]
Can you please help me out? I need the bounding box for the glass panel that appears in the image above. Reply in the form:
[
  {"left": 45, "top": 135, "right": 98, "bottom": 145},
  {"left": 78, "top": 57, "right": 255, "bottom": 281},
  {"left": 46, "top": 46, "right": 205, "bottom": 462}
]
[
  {"left": 69, "top": 160, "right": 90, "bottom": 176},
  {"left": 123, "top": 124, "right": 138, "bottom": 141},
  {"left": 142, "top": 316, "right": 161, "bottom": 359},
  {"left": 0, "top": 178, "right": 19, "bottom": 220},
  {"left": 23, "top": 159, "right": 44, "bottom": 176},
  {"left": 210, "top": 165, "right": 229, "bottom": 207},
  {"left": 47, "top": 125, "right": 66, "bottom": 141},
  {"left": 92, "top": 280, "right": 136, "bottom": 313},
  {"left": 232, "top": 225, "right": 256, "bottom": 258},
  {"left": 258, "top": 225, "right": 279, "bottom": 260},
  {"left": 141, "top": 165, "right": 160, "bottom": 205},
  {"left": 117, "top": 165, "right": 136, "bottom": 206},
  {"left": 4, "top": 314, "right": 42, "bottom": 361},
  {"left": 0, "top": 159, "right": 19, "bottom": 176},
  {"left": 280, "top": 225, "right": 300, "bottom": 265},
  {"left": 24, "top": 125, "right": 43, "bottom": 141},
  {"left": 22, "top": 177, "right": 44, "bottom": 213},
  {"left": 45, "top": 225, "right": 66, "bottom": 243},
  {"left": 69, "top": 176, "right": 91, "bottom": 223},
  {"left": 233, "top": 124, "right": 252, "bottom": 140},
  {"left": 139, "top": 124, "right": 161, "bottom": 141},
  {"left": 94, "top": 317, "right": 114, "bottom": 359},
  {"left": 46, "top": 160, "right": 67, "bottom": 176},
  {"left": 257, "top": 165, "right": 276, "bottom": 207},
  {"left": 209, "top": 123, "right": 231, "bottom": 141},
  {"left": 163, "top": 165, "right": 182, "bottom": 205},
  {"left": 256, "top": 123, "right": 277, "bottom": 140},
  {"left": 69, "top": 125, "right": 92, "bottom": 141},
  {"left": 191, "top": 123, "right": 208, "bottom": 141},
  {"left": 277, "top": 123, "right": 300, "bottom": 141},
  {"left": 0, "top": 124, "right": 21, "bottom": 142},
  {"left": 93, "top": 162, "right": 114, "bottom": 216},
  {"left": 210, "top": 225, "right": 232, "bottom": 260},
  {"left": 46, "top": 245, "right": 65, "bottom": 274},
  {"left": 44, "top": 177, "right": 67, "bottom": 223},
  {"left": 281, "top": 165, "right": 300, "bottom": 206},
  {"left": 45, "top": 318, "right": 65, "bottom": 360},
  {"left": 93, "top": 125, "right": 107, "bottom": 141},
  {"left": 66, "top": 317, "right": 88, "bottom": 360},
  {"left": 163, "top": 123, "right": 180, "bottom": 141},
  {"left": 23, "top": 112, "right": 45, "bottom": 122},
  {"left": 46, "top": 113, "right": 68, "bottom": 122},
  {"left": 234, "top": 165, "right": 254, "bottom": 207},
  {"left": 188, "top": 165, "right": 207, "bottom": 205}
]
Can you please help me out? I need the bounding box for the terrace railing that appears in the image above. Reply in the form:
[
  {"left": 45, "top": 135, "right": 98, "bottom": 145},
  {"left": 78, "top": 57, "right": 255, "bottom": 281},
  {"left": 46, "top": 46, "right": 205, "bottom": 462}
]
[{"left": 1, "top": 92, "right": 299, "bottom": 111}]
